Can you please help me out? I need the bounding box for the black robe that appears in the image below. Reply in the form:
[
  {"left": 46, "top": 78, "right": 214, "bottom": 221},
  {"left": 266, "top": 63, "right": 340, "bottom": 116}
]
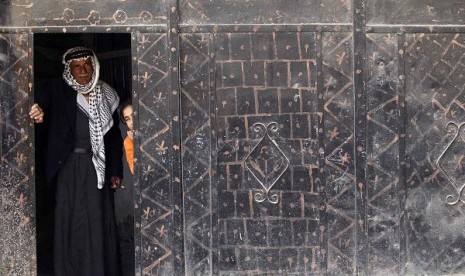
[
  {"left": 36, "top": 78, "right": 123, "bottom": 186},
  {"left": 36, "top": 79, "right": 123, "bottom": 276}
]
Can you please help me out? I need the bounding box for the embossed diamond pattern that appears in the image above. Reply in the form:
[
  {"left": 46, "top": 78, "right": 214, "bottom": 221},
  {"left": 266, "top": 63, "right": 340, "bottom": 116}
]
[
  {"left": 245, "top": 122, "right": 290, "bottom": 204},
  {"left": 214, "top": 32, "right": 323, "bottom": 274}
]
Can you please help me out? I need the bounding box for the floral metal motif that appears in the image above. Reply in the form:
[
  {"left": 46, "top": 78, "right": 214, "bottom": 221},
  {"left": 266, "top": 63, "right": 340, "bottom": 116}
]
[
  {"left": 436, "top": 121, "right": 465, "bottom": 205},
  {"left": 245, "top": 122, "right": 290, "bottom": 204}
]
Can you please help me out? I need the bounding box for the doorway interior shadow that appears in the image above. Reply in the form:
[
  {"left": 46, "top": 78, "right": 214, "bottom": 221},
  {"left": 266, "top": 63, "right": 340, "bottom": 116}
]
[{"left": 34, "top": 32, "right": 134, "bottom": 276}]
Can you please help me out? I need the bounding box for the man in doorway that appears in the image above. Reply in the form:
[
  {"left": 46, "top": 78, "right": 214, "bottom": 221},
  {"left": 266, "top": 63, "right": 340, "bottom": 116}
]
[{"left": 29, "top": 47, "right": 122, "bottom": 276}]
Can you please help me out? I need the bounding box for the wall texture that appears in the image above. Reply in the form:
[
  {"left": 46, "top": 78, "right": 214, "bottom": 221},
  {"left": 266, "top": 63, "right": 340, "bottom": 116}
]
[{"left": 2, "top": 0, "right": 465, "bottom": 275}]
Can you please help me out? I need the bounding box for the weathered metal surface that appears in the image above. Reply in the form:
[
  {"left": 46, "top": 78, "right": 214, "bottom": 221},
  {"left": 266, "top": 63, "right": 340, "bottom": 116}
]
[
  {"left": 0, "top": 0, "right": 167, "bottom": 27},
  {"left": 367, "top": 0, "right": 465, "bottom": 26},
  {"left": 178, "top": 0, "right": 351, "bottom": 25},
  {"left": 1, "top": 0, "right": 465, "bottom": 275},
  {"left": 365, "top": 33, "right": 403, "bottom": 275},
  {"left": 213, "top": 31, "right": 322, "bottom": 274},
  {"left": 322, "top": 31, "right": 356, "bottom": 274},
  {"left": 0, "top": 33, "right": 36, "bottom": 275},
  {"left": 404, "top": 33, "right": 465, "bottom": 274},
  {"left": 134, "top": 32, "right": 175, "bottom": 275},
  {"left": 179, "top": 30, "right": 356, "bottom": 275},
  {"left": 180, "top": 32, "right": 214, "bottom": 275}
]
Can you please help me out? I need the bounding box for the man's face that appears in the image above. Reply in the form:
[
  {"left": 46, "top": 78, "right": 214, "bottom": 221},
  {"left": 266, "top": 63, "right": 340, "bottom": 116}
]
[
  {"left": 70, "top": 57, "right": 93, "bottom": 85},
  {"left": 122, "top": 105, "right": 134, "bottom": 131}
]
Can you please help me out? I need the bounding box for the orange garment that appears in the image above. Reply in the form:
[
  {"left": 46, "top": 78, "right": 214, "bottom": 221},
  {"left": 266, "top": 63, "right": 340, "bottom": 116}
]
[{"left": 124, "top": 136, "right": 134, "bottom": 174}]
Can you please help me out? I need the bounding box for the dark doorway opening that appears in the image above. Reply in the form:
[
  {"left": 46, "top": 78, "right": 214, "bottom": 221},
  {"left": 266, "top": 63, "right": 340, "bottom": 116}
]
[{"left": 34, "top": 33, "right": 134, "bottom": 276}]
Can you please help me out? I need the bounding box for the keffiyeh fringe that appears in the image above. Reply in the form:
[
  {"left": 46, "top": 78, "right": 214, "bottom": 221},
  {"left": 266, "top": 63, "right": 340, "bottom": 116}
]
[{"left": 77, "top": 82, "right": 119, "bottom": 188}]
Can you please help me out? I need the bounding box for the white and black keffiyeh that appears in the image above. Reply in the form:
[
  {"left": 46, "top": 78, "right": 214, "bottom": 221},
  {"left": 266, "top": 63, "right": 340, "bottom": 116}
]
[{"left": 63, "top": 47, "right": 119, "bottom": 188}]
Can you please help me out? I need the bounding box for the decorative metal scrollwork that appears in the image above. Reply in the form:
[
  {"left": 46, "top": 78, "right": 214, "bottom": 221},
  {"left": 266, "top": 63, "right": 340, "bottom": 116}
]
[
  {"left": 244, "top": 122, "right": 290, "bottom": 204},
  {"left": 436, "top": 121, "right": 465, "bottom": 205}
]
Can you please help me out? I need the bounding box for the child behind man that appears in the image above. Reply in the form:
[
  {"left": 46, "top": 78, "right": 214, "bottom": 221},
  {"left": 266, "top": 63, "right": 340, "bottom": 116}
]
[{"left": 120, "top": 101, "right": 134, "bottom": 174}]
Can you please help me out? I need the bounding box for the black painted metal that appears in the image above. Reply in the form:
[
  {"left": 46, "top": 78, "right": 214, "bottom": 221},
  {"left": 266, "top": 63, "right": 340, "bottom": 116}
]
[
  {"left": 396, "top": 32, "right": 408, "bottom": 276},
  {"left": 365, "top": 32, "right": 400, "bottom": 274},
  {"left": 2, "top": 0, "right": 465, "bottom": 275},
  {"left": 353, "top": 0, "right": 368, "bottom": 273},
  {"left": 315, "top": 30, "right": 327, "bottom": 274},
  {"left": 166, "top": 0, "right": 184, "bottom": 275},
  {"left": 180, "top": 32, "right": 213, "bottom": 275},
  {"left": 0, "top": 33, "right": 36, "bottom": 275}
]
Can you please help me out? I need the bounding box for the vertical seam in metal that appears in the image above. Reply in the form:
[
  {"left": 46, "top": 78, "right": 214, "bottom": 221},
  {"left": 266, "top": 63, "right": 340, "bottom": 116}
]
[
  {"left": 209, "top": 31, "right": 219, "bottom": 276},
  {"left": 316, "top": 30, "right": 327, "bottom": 274},
  {"left": 29, "top": 32, "right": 38, "bottom": 276},
  {"left": 353, "top": 0, "right": 368, "bottom": 274},
  {"left": 167, "top": 0, "right": 184, "bottom": 274},
  {"left": 397, "top": 31, "right": 407, "bottom": 276},
  {"left": 131, "top": 31, "right": 143, "bottom": 276}
]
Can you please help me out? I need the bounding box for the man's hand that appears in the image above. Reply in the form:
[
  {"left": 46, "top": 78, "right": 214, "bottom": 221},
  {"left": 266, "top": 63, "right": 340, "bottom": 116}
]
[
  {"left": 109, "top": 175, "right": 122, "bottom": 189},
  {"left": 29, "top": 103, "right": 44, "bottom": 123}
]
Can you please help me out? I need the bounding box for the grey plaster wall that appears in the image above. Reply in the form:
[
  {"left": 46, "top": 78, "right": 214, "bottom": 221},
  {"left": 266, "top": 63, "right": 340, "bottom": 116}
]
[{"left": 2, "top": 0, "right": 465, "bottom": 275}]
